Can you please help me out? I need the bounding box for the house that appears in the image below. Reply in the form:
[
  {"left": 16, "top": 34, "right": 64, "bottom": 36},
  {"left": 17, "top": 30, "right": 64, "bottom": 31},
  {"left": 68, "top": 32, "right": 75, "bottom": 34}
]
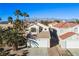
[
  {"left": 48, "top": 22, "right": 79, "bottom": 48},
  {"left": 36, "top": 32, "right": 50, "bottom": 47},
  {"left": 25, "top": 22, "right": 50, "bottom": 47},
  {"left": 48, "top": 22, "right": 79, "bottom": 36},
  {"left": 48, "top": 21, "right": 58, "bottom": 28},
  {"left": 25, "top": 22, "right": 49, "bottom": 35},
  {"left": 59, "top": 32, "right": 79, "bottom": 48}
]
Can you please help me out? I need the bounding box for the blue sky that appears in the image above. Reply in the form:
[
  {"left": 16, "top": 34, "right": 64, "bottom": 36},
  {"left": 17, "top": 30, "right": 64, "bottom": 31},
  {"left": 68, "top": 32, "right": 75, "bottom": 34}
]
[{"left": 0, "top": 3, "right": 79, "bottom": 21}]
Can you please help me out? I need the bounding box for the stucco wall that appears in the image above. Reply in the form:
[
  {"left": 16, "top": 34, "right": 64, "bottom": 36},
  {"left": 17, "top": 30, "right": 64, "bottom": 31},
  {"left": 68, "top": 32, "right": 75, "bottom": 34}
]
[{"left": 59, "top": 35, "right": 79, "bottom": 48}]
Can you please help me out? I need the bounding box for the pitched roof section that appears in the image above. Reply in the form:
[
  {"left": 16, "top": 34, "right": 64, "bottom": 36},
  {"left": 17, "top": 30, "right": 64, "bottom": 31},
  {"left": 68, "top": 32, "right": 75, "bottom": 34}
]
[
  {"left": 28, "top": 22, "right": 48, "bottom": 28},
  {"left": 53, "top": 22, "right": 65, "bottom": 28},
  {"left": 59, "top": 32, "right": 76, "bottom": 40},
  {"left": 53, "top": 22, "right": 78, "bottom": 28}
]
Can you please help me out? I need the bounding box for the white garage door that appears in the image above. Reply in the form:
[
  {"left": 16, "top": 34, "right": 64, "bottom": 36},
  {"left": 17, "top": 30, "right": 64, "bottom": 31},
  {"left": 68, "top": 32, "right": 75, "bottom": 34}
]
[{"left": 36, "top": 38, "right": 50, "bottom": 47}]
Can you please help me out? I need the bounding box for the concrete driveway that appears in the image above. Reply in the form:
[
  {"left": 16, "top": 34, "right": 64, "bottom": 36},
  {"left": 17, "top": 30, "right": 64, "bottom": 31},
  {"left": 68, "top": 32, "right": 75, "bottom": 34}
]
[{"left": 22, "top": 45, "right": 72, "bottom": 56}]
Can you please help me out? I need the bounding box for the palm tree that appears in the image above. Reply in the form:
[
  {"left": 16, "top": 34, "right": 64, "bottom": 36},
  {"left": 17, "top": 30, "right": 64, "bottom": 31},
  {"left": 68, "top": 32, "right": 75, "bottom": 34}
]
[
  {"left": 8, "top": 16, "right": 13, "bottom": 24},
  {"left": 15, "top": 9, "right": 22, "bottom": 19},
  {"left": 22, "top": 12, "right": 29, "bottom": 29},
  {"left": 22, "top": 12, "right": 29, "bottom": 20}
]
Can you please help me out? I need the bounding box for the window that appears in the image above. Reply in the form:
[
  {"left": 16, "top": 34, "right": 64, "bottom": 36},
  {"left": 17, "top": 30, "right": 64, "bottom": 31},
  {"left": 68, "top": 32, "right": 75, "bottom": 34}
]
[
  {"left": 31, "top": 28, "right": 36, "bottom": 32},
  {"left": 74, "top": 28, "right": 78, "bottom": 32},
  {"left": 45, "top": 28, "right": 47, "bottom": 30},
  {"left": 39, "top": 26, "right": 43, "bottom": 32}
]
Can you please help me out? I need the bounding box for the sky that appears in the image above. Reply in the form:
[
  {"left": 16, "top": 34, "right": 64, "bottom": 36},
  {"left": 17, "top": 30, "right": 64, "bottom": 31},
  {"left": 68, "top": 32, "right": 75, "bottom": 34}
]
[{"left": 0, "top": 3, "right": 79, "bottom": 21}]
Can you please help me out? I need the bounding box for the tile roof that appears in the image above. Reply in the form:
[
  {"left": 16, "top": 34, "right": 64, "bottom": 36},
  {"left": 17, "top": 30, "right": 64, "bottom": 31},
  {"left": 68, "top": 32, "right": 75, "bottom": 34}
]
[
  {"left": 59, "top": 32, "right": 76, "bottom": 40},
  {"left": 53, "top": 22, "right": 65, "bottom": 28},
  {"left": 53, "top": 22, "right": 78, "bottom": 28}
]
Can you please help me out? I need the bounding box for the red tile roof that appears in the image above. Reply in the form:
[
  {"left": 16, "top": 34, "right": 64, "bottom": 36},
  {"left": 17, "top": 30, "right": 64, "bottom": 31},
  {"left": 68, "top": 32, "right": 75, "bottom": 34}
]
[
  {"left": 53, "top": 22, "right": 65, "bottom": 28},
  {"left": 53, "top": 22, "right": 78, "bottom": 28},
  {"left": 59, "top": 32, "right": 76, "bottom": 40}
]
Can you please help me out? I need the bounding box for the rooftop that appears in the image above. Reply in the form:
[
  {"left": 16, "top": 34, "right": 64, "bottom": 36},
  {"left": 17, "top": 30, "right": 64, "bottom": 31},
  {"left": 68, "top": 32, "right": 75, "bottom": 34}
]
[
  {"left": 53, "top": 22, "right": 78, "bottom": 28},
  {"left": 59, "top": 32, "right": 76, "bottom": 40}
]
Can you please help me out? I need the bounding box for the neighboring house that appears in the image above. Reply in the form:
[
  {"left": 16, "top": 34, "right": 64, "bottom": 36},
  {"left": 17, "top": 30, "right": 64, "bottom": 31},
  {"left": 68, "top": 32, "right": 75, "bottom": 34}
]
[
  {"left": 0, "top": 22, "right": 13, "bottom": 28},
  {"left": 25, "top": 22, "right": 50, "bottom": 47},
  {"left": 25, "top": 22, "right": 49, "bottom": 35},
  {"left": 48, "top": 22, "right": 79, "bottom": 48},
  {"left": 48, "top": 22, "right": 58, "bottom": 28},
  {"left": 36, "top": 32, "right": 50, "bottom": 47},
  {"left": 59, "top": 32, "right": 79, "bottom": 48},
  {"left": 48, "top": 22, "right": 79, "bottom": 36}
]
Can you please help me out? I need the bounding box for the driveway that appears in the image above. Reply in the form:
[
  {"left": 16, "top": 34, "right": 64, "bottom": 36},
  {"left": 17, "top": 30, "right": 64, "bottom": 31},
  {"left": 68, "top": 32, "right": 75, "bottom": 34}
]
[{"left": 22, "top": 45, "right": 72, "bottom": 56}]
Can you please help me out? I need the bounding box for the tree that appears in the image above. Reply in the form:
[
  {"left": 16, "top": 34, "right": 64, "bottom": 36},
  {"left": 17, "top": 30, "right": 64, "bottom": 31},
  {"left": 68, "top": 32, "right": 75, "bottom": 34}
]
[
  {"left": 0, "top": 27, "right": 7, "bottom": 47},
  {"left": 8, "top": 16, "right": 13, "bottom": 24},
  {"left": 0, "top": 28, "right": 3, "bottom": 46},
  {"left": 5, "top": 28, "right": 25, "bottom": 51},
  {"left": 75, "top": 19, "right": 79, "bottom": 23},
  {"left": 14, "top": 19, "right": 22, "bottom": 31},
  {"left": 54, "top": 20, "right": 60, "bottom": 23},
  {"left": 0, "top": 26, "right": 25, "bottom": 51},
  {"left": 6, "top": 29, "right": 19, "bottom": 50},
  {"left": 15, "top": 9, "right": 22, "bottom": 19},
  {"left": 40, "top": 20, "right": 48, "bottom": 26},
  {"left": 22, "top": 12, "right": 29, "bottom": 29},
  {"left": 22, "top": 12, "right": 29, "bottom": 20}
]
